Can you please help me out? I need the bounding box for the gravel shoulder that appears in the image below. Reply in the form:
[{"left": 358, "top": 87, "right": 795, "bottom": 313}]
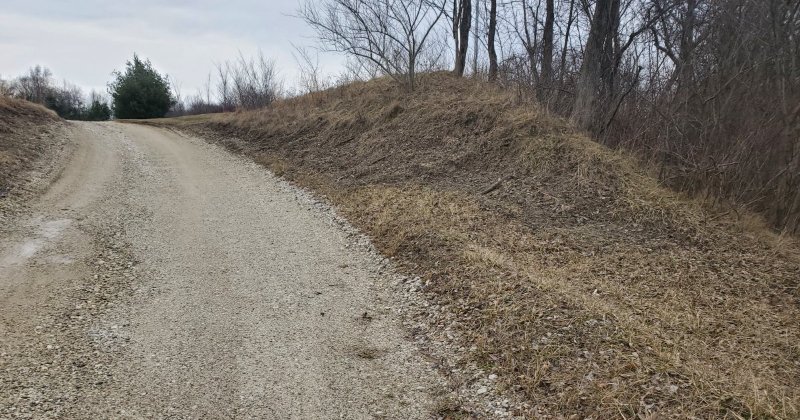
[{"left": 0, "top": 121, "right": 447, "bottom": 418}]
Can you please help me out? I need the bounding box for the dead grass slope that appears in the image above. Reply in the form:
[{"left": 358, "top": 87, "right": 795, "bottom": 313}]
[
  {"left": 0, "top": 96, "right": 60, "bottom": 199},
  {"left": 152, "top": 73, "right": 799, "bottom": 419}
]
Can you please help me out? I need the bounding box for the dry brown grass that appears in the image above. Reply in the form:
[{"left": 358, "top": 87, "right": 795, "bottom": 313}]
[
  {"left": 0, "top": 96, "right": 60, "bottom": 198},
  {"left": 146, "top": 72, "right": 800, "bottom": 418}
]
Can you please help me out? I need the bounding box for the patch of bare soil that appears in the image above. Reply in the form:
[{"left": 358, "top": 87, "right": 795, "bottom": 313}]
[{"left": 146, "top": 73, "right": 800, "bottom": 418}]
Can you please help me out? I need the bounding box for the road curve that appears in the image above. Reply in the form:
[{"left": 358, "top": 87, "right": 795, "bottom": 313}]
[{"left": 0, "top": 122, "right": 443, "bottom": 418}]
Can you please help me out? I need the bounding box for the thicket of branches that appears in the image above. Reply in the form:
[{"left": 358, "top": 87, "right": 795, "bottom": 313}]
[
  {"left": 297, "top": 0, "right": 800, "bottom": 234},
  {"left": 1, "top": 66, "right": 110, "bottom": 121},
  {"left": 486, "top": 0, "right": 800, "bottom": 233},
  {"left": 169, "top": 51, "right": 282, "bottom": 116},
  {"left": 299, "top": 0, "right": 448, "bottom": 90}
]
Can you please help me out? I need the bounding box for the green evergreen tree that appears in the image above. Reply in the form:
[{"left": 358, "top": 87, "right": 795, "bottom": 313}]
[{"left": 108, "top": 54, "right": 172, "bottom": 119}]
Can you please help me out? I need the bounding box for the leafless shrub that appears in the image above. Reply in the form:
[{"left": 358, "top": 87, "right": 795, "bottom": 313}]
[
  {"left": 166, "top": 75, "right": 186, "bottom": 116},
  {"left": 13, "top": 65, "right": 54, "bottom": 104},
  {"left": 185, "top": 94, "right": 224, "bottom": 115},
  {"left": 166, "top": 52, "right": 282, "bottom": 116},
  {"left": 215, "top": 62, "right": 235, "bottom": 111},
  {"left": 229, "top": 51, "right": 282, "bottom": 110},
  {"left": 292, "top": 45, "right": 330, "bottom": 94}
]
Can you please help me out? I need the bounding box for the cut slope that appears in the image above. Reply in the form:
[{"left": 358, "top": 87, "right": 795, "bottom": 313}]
[
  {"left": 0, "top": 96, "right": 61, "bottom": 201},
  {"left": 149, "top": 73, "right": 800, "bottom": 418}
]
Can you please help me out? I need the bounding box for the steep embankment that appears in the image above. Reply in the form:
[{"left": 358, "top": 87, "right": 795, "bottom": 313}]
[
  {"left": 151, "top": 74, "right": 799, "bottom": 418},
  {"left": 0, "top": 96, "right": 65, "bottom": 219}
]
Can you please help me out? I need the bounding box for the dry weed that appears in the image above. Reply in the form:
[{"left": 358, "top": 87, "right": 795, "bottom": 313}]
[{"left": 147, "top": 73, "right": 800, "bottom": 418}]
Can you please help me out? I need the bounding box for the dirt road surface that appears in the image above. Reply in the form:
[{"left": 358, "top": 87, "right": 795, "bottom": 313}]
[{"left": 0, "top": 122, "right": 444, "bottom": 418}]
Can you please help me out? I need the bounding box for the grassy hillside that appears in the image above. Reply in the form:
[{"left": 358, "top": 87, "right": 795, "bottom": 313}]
[
  {"left": 0, "top": 96, "right": 61, "bottom": 201},
  {"left": 149, "top": 73, "right": 799, "bottom": 418}
]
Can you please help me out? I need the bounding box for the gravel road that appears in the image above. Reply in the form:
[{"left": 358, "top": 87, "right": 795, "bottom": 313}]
[{"left": 0, "top": 122, "right": 445, "bottom": 418}]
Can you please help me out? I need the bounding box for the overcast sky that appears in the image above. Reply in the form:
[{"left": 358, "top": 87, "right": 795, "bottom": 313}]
[{"left": 0, "top": 0, "right": 344, "bottom": 97}]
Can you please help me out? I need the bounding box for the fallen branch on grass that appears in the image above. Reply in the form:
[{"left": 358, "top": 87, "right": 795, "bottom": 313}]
[
  {"left": 369, "top": 154, "right": 390, "bottom": 165},
  {"left": 481, "top": 175, "right": 515, "bottom": 195}
]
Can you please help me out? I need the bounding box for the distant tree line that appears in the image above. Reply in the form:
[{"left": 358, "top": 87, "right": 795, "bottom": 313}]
[
  {"left": 1, "top": 51, "right": 283, "bottom": 120},
  {"left": 298, "top": 0, "right": 800, "bottom": 234},
  {"left": 1, "top": 66, "right": 111, "bottom": 121}
]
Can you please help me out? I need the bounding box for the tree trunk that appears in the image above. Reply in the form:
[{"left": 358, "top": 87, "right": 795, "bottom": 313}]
[
  {"left": 409, "top": 53, "right": 417, "bottom": 91},
  {"left": 541, "top": 0, "right": 555, "bottom": 85},
  {"left": 454, "top": 0, "right": 472, "bottom": 76},
  {"left": 572, "top": 0, "right": 620, "bottom": 131},
  {"left": 520, "top": 0, "right": 540, "bottom": 85},
  {"left": 676, "top": 0, "right": 697, "bottom": 106},
  {"left": 472, "top": 0, "right": 480, "bottom": 75},
  {"left": 560, "top": 0, "right": 576, "bottom": 80},
  {"left": 488, "top": 0, "right": 498, "bottom": 81}
]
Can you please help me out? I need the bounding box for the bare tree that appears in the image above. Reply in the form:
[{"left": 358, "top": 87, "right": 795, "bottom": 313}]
[
  {"left": 445, "top": 0, "right": 799, "bottom": 233},
  {"left": 649, "top": 0, "right": 709, "bottom": 103},
  {"left": 203, "top": 72, "right": 213, "bottom": 106},
  {"left": 572, "top": 0, "right": 659, "bottom": 130},
  {"left": 453, "top": 0, "right": 473, "bottom": 76},
  {"left": 540, "top": 0, "right": 555, "bottom": 85},
  {"left": 571, "top": 0, "right": 620, "bottom": 130},
  {"left": 47, "top": 80, "right": 85, "bottom": 119},
  {"left": 300, "top": 0, "right": 447, "bottom": 90},
  {"left": 166, "top": 75, "right": 185, "bottom": 116},
  {"left": 215, "top": 62, "right": 235, "bottom": 111},
  {"left": 340, "top": 55, "right": 384, "bottom": 83},
  {"left": 472, "top": 0, "right": 480, "bottom": 74},
  {"left": 487, "top": 0, "right": 498, "bottom": 81},
  {"left": 558, "top": 0, "right": 578, "bottom": 80},
  {"left": 509, "top": 0, "right": 542, "bottom": 85},
  {"left": 229, "top": 51, "right": 282, "bottom": 109},
  {"left": 14, "top": 66, "right": 53, "bottom": 104}
]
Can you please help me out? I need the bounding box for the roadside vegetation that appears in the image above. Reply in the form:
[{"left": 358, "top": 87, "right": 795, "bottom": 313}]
[
  {"left": 150, "top": 72, "right": 799, "bottom": 419},
  {"left": 0, "top": 54, "right": 175, "bottom": 121},
  {"left": 135, "top": 0, "right": 798, "bottom": 416},
  {"left": 1, "top": 0, "right": 796, "bottom": 416},
  {"left": 167, "top": 51, "right": 282, "bottom": 117},
  {"left": 161, "top": 0, "right": 800, "bottom": 237},
  {"left": 0, "top": 66, "right": 110, "bottom": 121}
]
